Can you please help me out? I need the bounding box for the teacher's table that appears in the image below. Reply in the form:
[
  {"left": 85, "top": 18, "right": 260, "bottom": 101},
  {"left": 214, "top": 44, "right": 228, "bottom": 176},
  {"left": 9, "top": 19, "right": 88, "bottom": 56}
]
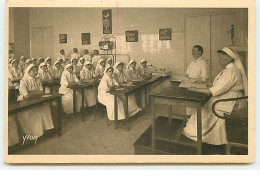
[{"left": 149, "top": 80, "right": 210, "bottom": 154}]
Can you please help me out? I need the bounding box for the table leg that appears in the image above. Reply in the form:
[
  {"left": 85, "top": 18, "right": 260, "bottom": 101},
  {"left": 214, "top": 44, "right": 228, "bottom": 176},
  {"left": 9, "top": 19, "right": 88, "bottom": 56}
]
[
  {"left": 197, "top": 107, "right": 202, "bottom": 155},
  {"left": 81, "top": 88, "right": 85, "bottom": 122},
  {"left": 73, "top": 89, "right": 76, "bottom": 114},
  {"left": 144, "top": 87, "right": 148, "bottom": 108},
  {"left": 151, "top": 98, "right": 156, "bottom": 148},
  {"left": 125, "top": 94, "right": 129, "bottom": 131},
  {"left": 57, "top": 98, "right": 62, "bottom": 136},
  {"left": 168, "top": 105, "right": 172, "bottom": 126},
  {"left": 114, "top": 94, "right": 118, "bottom": 129},
  {"left": 43, "top": 85, "right": 46, "bottom": 94}
]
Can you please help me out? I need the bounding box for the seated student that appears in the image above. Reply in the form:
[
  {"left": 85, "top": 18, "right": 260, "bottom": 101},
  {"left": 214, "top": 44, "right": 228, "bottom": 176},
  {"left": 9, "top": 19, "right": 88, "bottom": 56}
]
[
  {"left": 71, "top": 48, "right": 80, "bottom": 60},
  {"left": 38, "top": 62, "right": 53, "bottom": 94},
  {"left": 38, "top": 62, "right": 53, "bottom": 81},
  {"left": 80, "top": 61, "right": 97, "bottom": 107},
  {"left": 92, "top": 50, "right": 102, "bottom": 69},
  {"left": 57, "top": 49, "right": 68, "bottom": 63},
  {"left": 106, "top": 57, "right": 113, "bottom": 67},
  {"left": 138, "top": 59, "right": 152, "bottom": 79},
  {"left": 18, "top": 56, "right": 26, "bottom": 74},
  {"left": 186, "top": 45, "right": 209, "bottom": 83},
  {"left": 45, "top": 57, "right": 53, "bottom": 72},
  {"left": 51, "top": 60, "right": 63, "bottom": 79},
  {"left": 25, "top": 59, "right": 33, "bottom": 70},
  {"left": 98, "top": 66, "right": 125, "bottom": 121},
  {"left": 59, "top": 64, "right": 82, "bottom": 114},
  {"left": 126, "top": 60, "right": 144, "bottom": 82},
  {"left": 83, "top": 49, "right": 91, "bottom": 62},
  {"left": 8, "top": 59, "right": 23, "bottom": 89},
  {"left": 78, "top": 57, "right": 85, "bottom": 70},
  {"left": 183, "top": 47, "right": 248, "bottom": 145},
  {"left": 32, "top": 58, "right": 38, "bottom": 66},
  {"left": 113, "top": 61, "right": 142, "bottom": 115},
  {"left": 8, "top": 58, "right": 13, "bottom": 69},
  {"left": 71, "top": 57, "right": 80, "bottom": 77},
  {"left": 95, "top": 59, "right": 106, "bottom": 79},
  {"left": 38, "top": 57, "right": 45, "bottom": 66},
  {"left": 17, "top": 64, "right": 54, "bottom": 137}
]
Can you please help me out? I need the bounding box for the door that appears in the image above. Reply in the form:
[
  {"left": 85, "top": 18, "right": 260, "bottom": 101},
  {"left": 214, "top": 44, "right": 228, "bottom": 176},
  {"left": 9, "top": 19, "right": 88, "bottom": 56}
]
[{"left": 31, "top": 27, "right": 54, "bottom": 59}]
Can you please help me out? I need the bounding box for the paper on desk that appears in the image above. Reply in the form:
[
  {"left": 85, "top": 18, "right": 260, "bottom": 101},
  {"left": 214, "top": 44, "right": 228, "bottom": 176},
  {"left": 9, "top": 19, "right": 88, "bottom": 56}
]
[
  {"left": 41, "top": 94, "right": 52, "bottom": 98},
  {"left": 115, "top": 87, "right": 125, "bottom": 91},
  {"left": 179, "top": 81, "right": 207, "bottom": 89}
]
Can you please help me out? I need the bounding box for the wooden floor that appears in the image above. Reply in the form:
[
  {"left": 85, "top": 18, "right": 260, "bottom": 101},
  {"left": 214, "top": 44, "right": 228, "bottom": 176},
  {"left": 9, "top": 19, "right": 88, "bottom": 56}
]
[{"left": 12, "top": 107, "right": 151, "bottom": 155}]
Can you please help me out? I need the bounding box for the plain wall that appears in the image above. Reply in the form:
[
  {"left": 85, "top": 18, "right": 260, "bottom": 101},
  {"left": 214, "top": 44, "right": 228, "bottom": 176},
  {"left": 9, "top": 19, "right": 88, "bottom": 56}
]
[{"left": 9, "top": 8, "right": 248, "bottom": 76}]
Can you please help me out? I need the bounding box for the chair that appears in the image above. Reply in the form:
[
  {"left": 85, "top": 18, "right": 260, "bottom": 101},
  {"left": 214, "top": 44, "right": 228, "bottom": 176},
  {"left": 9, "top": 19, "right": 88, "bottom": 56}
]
[
  {"left": 93, "top": 101, "right": 109, "bottom": 126},
  {"left": 212, "top": 96, "right": 248, "bottom": 155}
]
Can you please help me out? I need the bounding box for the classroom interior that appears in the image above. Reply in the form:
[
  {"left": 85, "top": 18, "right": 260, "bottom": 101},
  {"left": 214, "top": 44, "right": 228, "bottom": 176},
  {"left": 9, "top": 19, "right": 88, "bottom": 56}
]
[{"left": 7, "top": 7, "right": 248, "bottom": 155}]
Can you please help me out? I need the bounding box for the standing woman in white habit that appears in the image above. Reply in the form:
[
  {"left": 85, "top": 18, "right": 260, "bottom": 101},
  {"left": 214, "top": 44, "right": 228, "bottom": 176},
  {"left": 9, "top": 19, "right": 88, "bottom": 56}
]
[
  {"left": 113, "top": 61, "right": 142, "bottom": 116},
  {"left": 17, "top": 64, "right": 54, "bottom": 137},
  {"left": 80, "top": 61, "right": 97, "bottom": 107},
  {"left": 183, "top": 47, "right": 248, "bottom": 145},
  {"left": 98, "top": 66, "right": 126, "bottom": 121},
  {"left": 59, "top": 63, "right": 82, "bottom": 114}
]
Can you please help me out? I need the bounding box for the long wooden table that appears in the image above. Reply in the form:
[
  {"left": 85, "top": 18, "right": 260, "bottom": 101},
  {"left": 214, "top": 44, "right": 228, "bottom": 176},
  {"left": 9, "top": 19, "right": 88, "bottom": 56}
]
[
  {"left": 110, "top": 75, "right": 165, "bottom": 130},
  {"left": 8, "top": 93, "right": 63, "bottom": 137},
  {"left": 68, "top": 80, "right": 100, "bottom": 121},
  {"left": 148, "top": 80, "right": 210, "bottom": 154}
]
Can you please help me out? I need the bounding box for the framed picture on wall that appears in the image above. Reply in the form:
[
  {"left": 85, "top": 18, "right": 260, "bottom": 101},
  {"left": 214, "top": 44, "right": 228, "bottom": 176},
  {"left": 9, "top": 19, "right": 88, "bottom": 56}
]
[
  {"left": 59, "top": 34, "right": 67, "bottom": 43},
  {"left": 81, "top": 33, "right": 91, "bottom": 45},
  {"left": 126, "top": 30, "right": 138, "bottom": 42},
  {"left": 159, "top": 28, "right": 171, "bottom": 40},
  {"left": 102, "top": 9, "right": 112, "bottom": 34},
  {"left": 9, "top": 43, "right": 14, "bottom": 53}
]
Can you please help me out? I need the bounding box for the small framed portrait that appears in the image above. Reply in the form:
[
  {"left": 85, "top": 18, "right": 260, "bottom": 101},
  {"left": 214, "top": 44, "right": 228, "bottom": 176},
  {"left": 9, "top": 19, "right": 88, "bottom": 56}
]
[
  {"left": 9, "top": 43, "right": 14, "bottom": 53},
  {"left": 125, "top": 30, "right": 138, "bottom": 42},
  {"left": 81, "top": 33, "right": 91, "bottom": 45},
  {"left": 102, "top": 9, "right": 112, "bottom": 34},
  {"left": 159, "top": 28, "right": 172, "bottom": 40},
  {"left": 59, "top": 34, "right": 67, "bottom": 43}
]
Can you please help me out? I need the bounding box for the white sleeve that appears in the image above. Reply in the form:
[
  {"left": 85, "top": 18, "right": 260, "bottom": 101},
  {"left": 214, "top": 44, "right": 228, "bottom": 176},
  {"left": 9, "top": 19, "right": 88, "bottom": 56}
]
[
  {"left": 209, "top": 70, "right": 237, "bottom": 96},
  {"left": 201, "top": 61, "right": 209, "bottom": 81}
]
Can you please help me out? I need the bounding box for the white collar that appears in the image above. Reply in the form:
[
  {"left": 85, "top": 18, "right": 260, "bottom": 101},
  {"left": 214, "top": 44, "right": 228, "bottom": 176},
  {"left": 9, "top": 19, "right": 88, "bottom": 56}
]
[
  {"left": 226, "top": 62, "right": 235, "bottom": 69},
  {"left": 194, "top": 56, "right": 203, "bottom": 62}
]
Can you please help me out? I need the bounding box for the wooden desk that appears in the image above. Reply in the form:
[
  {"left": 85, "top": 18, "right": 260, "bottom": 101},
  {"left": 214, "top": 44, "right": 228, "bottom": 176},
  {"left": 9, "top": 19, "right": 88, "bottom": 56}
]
[
  {"left": 42, "top": 79, "right": 61, "bottom": 94},
  {"left": 110, "top": 75, "right": 164, "bottom": 130},
  {"left": 68, "top": 80, "right": 99, "bottom": 121},
  {"left": 8, "top": 93, "right": 63, "bottom": 137},
  {"left": 149, "top": 80, "right": 210, "bottom": 154}
]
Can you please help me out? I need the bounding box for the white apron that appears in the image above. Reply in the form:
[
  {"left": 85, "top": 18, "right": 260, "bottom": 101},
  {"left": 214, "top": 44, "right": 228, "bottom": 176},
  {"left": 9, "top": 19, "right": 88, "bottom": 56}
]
[{"left": 183, "top": 63, "right": 246, "bottom": 145}]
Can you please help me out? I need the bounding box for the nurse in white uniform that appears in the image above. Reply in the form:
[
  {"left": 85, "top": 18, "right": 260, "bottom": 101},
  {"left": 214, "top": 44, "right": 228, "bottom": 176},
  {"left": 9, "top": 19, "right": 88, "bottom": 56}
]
[
  {"left": 17, "top": 64, "right": 54, "bottom": 137},
  {"left": 59, "top": 64, "right": 82, "bottom": 114},
  {"left": 98, "top": 66, "right": 126, "bottom": 121},
  {"left": 80, "top": 61, "right": 97, "bottom": 107},
  {"left": 183, "top": 47, "right": 248, "bottom": 145},
  {"left": 113, "top": 61, "right": 142, "bottom": 116},
  {"left": 126, "top": 60, "right": 144, "bottom": 82}
]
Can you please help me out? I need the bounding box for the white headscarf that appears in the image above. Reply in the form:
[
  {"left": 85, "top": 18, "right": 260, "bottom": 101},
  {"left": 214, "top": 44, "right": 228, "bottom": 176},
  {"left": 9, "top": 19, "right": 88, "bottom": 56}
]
[
  {"left": 10, "top": 59, "right": 18, "bottom": 67},
  {"left": 53, "top": 60, "right": 61, "bottom": 69},
  {"left": 70, "top": 57, "right": 78, "bottom": 64},
  {"left": 217, "top": 47, "right": 248, "bottom": 96},
  {"left": 45, "top": 57, "right": 51, "bottom": 63},
  {"left": 96, "top": 59, "right": 105, "bottom": 70},
  {"left": 26, "top": 59, "right": 32, "bottom": 64},
  {"left": 113, "top": 61, "right": 123, "bottom": 73},
  {"left": 106, "top": 57, "right": 113, "bottom": 66},
  {"left": 23, "top": 64, "right": 37, "bottom": 79},
  {"left": 140, "top": 59, "right": 147, "bottom": 65},
  {"left": 126, "top": 59, "right": 136, "bottom": 70},
  {"left": 83, "top": 60, "right": 93, "bottom": 70},
  {"left": 65, "top": 63, "right": 73, "bottom": 71}
]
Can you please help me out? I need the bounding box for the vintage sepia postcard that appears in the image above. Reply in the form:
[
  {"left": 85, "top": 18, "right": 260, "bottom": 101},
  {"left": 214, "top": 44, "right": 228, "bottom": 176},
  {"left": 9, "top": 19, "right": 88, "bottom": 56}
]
[{"left": 4, "top": 0, "right": 255, "bottom": 163}]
